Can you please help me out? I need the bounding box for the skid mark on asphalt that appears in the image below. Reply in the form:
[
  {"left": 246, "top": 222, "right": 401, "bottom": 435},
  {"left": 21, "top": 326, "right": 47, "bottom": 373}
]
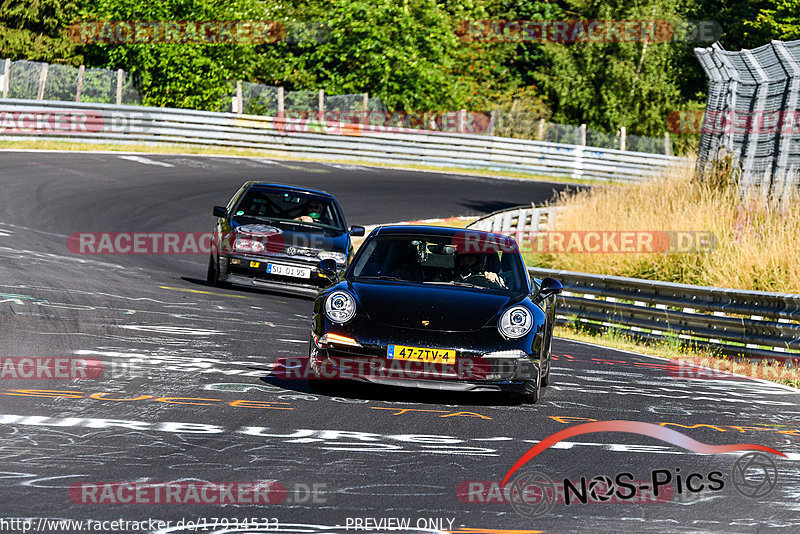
[
  {"left": 0, "top": 292, "right": 300, "bottom": 331},
  {"left": 116, "top": 325, "right": 225, "bottom": 336},
  {"left": 0, "top": 245, "right": 129, "bottom": 269}
]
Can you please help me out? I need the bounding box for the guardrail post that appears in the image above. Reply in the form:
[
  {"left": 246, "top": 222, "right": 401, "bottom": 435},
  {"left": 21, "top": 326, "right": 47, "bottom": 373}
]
[
  {"left": 277, "top": 86, "right": 284, "bottom": 118},
  {"left": 116, "top": 68, "right": 123, "bottom": 105},
  {"left": 76, "top": 65, "right": 85, "bottom": 102},
  {"left": 236, "top": 81, "right": 243, "bottom": 114},
  {"left": 318, "top": 89, "right": 324, "bottom": 121},
  {"left": 362, "top": 92, "right": 368, "bottom": 124},
  {"left": 2, "top": 58, "right": 10, "bottom": 98},
  {"left": 37, "top": 63, "right": 49, "bottom": 100},
  {"left": 664, "top": 132, "right": 671, "bottom": 156},
  {"left": 537, "top": 118, "right": 545, "bottom": 140},
  {"left": 620, "top": 126, "right": 626, "bottom": 151},
  {"left": 458, "top": 109, "right": 466, "bottom": 133},
  {"left": 579, "top": 123, "right": 587, "bottom": 146}
]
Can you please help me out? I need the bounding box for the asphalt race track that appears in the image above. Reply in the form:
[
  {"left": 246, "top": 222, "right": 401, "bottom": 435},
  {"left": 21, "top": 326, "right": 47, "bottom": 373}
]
[{"left": 0, "top": 151, "right": 798, "bottom": 533}]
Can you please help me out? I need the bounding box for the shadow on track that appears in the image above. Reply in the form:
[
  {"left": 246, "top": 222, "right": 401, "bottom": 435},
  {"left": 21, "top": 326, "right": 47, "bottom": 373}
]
[{"left": 257, "top": 375, "right": 529, "bottom": 407}]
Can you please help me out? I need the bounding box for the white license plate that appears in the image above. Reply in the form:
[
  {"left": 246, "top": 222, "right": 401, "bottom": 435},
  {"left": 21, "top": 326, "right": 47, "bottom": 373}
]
[{"left": 266, "top": 263, "right": 311, "bottom": 279}]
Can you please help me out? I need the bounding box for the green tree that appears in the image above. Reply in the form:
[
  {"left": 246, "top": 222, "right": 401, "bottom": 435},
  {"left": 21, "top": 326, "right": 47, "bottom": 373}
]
[
  {"left": 510, "top": 0, "right": 688, "bottom": 137},
  {"left": 253, "top": 0, "right": 521, "bottom": 111},
  {"left": 78, "top": 0, "right": 272, "bottom": 110},
  {"left": 0, "top": 0, "right": 81, "bottom": 64},
  {"left": 745, "top": 0, "right": 800, "bottom": 41}
]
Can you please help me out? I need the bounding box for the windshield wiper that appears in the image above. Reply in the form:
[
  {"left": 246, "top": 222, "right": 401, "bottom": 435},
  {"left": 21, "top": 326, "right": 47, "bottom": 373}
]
[
  {"left": 355, "top": 275, "right": 409, "bottom": 282},
  {"left": 424, "top": 280, "right": 488, "bottom": 289},
  {"left": 277, "top": 219, "right": 320, "bottom": 228}
]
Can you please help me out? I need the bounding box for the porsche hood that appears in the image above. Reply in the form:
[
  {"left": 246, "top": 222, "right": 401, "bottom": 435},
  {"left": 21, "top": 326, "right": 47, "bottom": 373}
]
[{"left": 350, "top": 281, "right": 521, "bottom": 332}]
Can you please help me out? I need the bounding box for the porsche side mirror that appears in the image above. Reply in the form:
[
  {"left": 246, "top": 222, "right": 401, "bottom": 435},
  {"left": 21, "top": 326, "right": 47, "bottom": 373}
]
[
  {"left": 536, "top": 277, "right": 563, "bottom": 301},
  {"left": 349, "top": 225, "right": 365, "bottom": 237},
  {"left": 318, "top": 258, "right": 338, "bottom": 281},
  {"left": 213, "top": 206, "right": 227, "bottom": 218}
]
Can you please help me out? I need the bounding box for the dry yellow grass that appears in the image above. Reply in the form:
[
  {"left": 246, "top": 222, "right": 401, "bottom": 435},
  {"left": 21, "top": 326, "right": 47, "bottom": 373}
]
[{"left": 525, "top": 165, "right": 800, "bottom": 292}]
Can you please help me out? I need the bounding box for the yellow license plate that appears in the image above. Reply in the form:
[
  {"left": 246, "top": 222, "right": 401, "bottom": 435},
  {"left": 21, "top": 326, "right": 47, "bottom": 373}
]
[
  {"left": 387, "top": 344, "right": 456, "bottom": 364},
  {"left": 250, "top": 261, "right": 260, "bottom": 268}
]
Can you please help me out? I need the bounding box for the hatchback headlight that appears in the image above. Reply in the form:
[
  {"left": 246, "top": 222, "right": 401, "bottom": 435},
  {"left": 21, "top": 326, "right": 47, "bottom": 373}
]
[
  {"left": 325, "top": 291, "right": 356, "bottom": 324},
  {"left": 318, "top": 250, "right": 348, "bottom": 265},
  {"left": 498, "top": 306, "right": 533, "bottom": 339},
  {"left": 234, "top": 238, "right": 265, "bottom": 253}
]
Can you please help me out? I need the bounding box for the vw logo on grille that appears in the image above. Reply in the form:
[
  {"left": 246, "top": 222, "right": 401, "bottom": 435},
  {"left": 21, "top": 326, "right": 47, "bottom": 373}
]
[{"left": 286, "top": 246, "right": 297, "bottom": 255}]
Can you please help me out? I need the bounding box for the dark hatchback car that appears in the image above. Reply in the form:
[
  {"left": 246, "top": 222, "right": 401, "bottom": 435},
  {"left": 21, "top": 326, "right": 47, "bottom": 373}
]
[
  {"left": 207, "top": 182, "right": 364, "bottom": 296},
  {"left": 308, "top": 225, "right": 562, "bottom": 403}
]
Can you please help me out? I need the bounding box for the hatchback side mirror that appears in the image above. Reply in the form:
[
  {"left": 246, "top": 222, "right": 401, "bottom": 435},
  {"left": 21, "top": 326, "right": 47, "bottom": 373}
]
[
  {"left": 349, "top": 225, "right": 365, "bottom": 237},
  {"left": 318, "top": 258, "right": 338, "bottom": 281},
  {"left": 213, "top": 206, "right": 227, "bottom": 218},
  {"left": 536, "top": 277, "right": 563, "bottom": 302}
]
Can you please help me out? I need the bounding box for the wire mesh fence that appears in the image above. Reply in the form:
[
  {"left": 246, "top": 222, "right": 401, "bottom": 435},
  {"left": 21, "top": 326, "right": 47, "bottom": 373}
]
[
  {"left": 42, "top": 64, "right": 80, "bottom": 102},
  {"left": 627, "top": 134, "right": 667, "bottom": 154},
  {"left": 1, "top": 57, "right": 673, "bottom": 153},
  {"left": 81, "top": 68, "right": 116, "bottom": 104},
  {"left": 240, "top": 82, "right": 278, "bottom": 115},
  {"left": 6, "top": 60, "right": 42, "bottom": 100},
  {"left": 695, "top": 39, "right": 800, "bottom": 196},
  {"left": 491, "top": 113, "right": 671, "bottom": 154},
  {"left": 0, "top": 59, "right": 142, "bottom": 104}
]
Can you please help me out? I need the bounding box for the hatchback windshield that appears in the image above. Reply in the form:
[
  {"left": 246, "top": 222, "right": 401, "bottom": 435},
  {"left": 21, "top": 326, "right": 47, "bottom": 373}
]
[
  {"left": 350, "top": 235, "right": 527, "bottom": 292},
  {"left": 234, "top": 188, "right": 345, "bottom": 230}
]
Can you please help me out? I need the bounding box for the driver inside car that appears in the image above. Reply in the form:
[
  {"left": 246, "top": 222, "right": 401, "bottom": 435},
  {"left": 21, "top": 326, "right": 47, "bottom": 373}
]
[
  {"left": 294, "top": 198, "right": 328, "bottom": 224},
  {"left": 454, "top": 252, "right": 506, "bottom": 288}
]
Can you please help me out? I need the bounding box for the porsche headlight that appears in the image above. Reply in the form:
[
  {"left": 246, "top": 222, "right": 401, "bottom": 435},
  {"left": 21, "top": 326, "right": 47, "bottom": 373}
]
[
  {"left": 318, "top": 250, "right": 348, "bottom": 265},
  {"left": 325, "top": 291, "right": 356, "bottom": 324},
  {"left": 498, "top": 306, "right": 533, "bottom": 339}
]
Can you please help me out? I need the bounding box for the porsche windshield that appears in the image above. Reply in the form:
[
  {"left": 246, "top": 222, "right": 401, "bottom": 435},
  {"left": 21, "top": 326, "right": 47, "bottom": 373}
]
[
  {"left": 233, "top": 188, "right": 345, "bottom": 230},
  {"left": 350, "top": 235, "right": 527, "bottom": 292}
]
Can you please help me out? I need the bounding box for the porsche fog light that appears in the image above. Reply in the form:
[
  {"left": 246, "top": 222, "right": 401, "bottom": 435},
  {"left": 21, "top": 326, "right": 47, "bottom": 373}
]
[
  {"left": 498, "top": 306, "right": 533, "bottom": 339},
  {"left": 325, "top": 291, "right": 356, "bottom": 324}
]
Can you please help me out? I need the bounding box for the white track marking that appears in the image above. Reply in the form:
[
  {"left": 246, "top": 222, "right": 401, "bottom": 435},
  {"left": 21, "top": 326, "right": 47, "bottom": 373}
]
[{"left": 118, "top": 155, "right": 173, "bottom": 167}]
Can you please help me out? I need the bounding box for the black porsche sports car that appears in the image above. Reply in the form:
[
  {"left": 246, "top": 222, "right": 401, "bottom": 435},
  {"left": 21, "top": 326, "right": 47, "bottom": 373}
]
[
  {"left": 207, "top": 182, "right": 364, "bottom": 296},
  {"left": 308, "top": 225, "right": 562, "bottom": 402}
]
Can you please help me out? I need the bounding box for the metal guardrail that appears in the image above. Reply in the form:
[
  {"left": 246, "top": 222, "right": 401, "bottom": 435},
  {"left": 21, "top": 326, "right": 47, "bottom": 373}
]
[
  {"left": 529, "top": 267, "right": 800, "bottom": 364},
  {"left": 466, "top": 205, "right": 561, "bottom": 234},
  {"left": 468, "top": 206, "right": 799, "bottom": 363},
  {"left": 0, "top": 99, "right": 690, "bottom": 182}
]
